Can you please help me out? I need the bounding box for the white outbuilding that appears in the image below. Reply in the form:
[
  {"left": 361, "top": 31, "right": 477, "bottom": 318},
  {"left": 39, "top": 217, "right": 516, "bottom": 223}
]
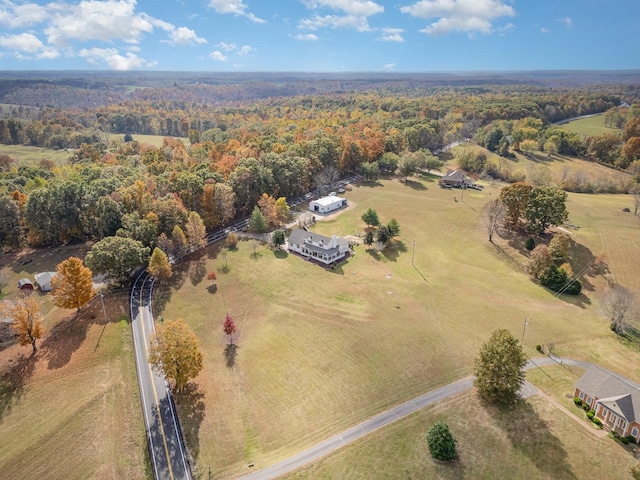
[
  {"left": 34, "top": 271, "right": 57, "bottom": 292},
  {"left": 309, "top": 195, "right": 347, "bottom": 214}
]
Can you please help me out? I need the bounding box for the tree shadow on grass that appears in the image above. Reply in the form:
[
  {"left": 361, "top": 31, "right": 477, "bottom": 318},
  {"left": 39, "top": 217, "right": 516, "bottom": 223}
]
[
  {"left": 224, "top": 344, "right": 237, "bottom": 368},
  {"left": 0, "top": 352, "right": 36, "bottom": 421},
  {"left": 381, "top": 240, "right": 407, "bottom": 262},
  {"left": 273, "top": 249, "right": 288, "bottom": 259},
  {"left": 429, "top": 457, "right": 467, "bottom": 480},
  {"left": 402, "top": 179, "right": 427, "bottom": 190},
  {"left": 174, "top": 383, "right": 206, "bottom": 460},
  {"left": 359, "top": 180, "right": 383, "bottom": 188},
  {"left": 188, "top": 257, "right": 207, "bottom": 287},
  {"left": 490, "top": 243, "right": 527, "bottom": 274},
  {"left": 40, "top": 312, "right": 91, "bottom": 369},
  {"left": 483, "top": 399, "right": 577, "bottom": 479}
]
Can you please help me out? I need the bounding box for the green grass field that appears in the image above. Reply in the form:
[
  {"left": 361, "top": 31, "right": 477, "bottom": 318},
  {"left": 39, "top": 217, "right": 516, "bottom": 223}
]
[
  {"left": 131, "top": 134, "right": 190, "bottom": 148},
  {"left": 0, "top": 144, "right": 71, "bottom": 167},
  {"left": 159, "top": 176, "right": 640, "bottom": 478},
  {"left": 557, "top": 114, "right": 620, "bottom": 137},
  {"left": 283, "top": 387, "right": 636, "bottom": 480}
]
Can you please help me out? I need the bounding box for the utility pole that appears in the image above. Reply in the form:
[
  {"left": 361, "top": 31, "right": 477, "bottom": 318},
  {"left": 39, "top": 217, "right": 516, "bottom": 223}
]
[
  {"left": 411, "top": 240, "right": 415, "bottom": 266},
  {"left": 521, "top": 317, "right": 529, "bottom": 345},
  {"left": 100, "top": 291, "right": 108, "bottom": 323}
]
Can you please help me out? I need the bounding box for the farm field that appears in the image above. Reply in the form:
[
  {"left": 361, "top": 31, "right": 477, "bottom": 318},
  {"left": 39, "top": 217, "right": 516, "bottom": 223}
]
[
  {"left": 0, "top": 144, "right": 71, "bottom": 167},
  {"left": 557, "top": 113, "right": 620, "bottom": 137},
  {"left": 159, "top": 176, "right": 640, "bottom": 478}
]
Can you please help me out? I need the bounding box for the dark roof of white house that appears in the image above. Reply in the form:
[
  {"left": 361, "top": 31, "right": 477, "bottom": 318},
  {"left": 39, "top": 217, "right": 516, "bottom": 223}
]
[
  {"left": 288, "top": 229, "right": 348, "bottom": 252},
  {"left": 575, "top": 365, "right": 640, "bottom": 422}
]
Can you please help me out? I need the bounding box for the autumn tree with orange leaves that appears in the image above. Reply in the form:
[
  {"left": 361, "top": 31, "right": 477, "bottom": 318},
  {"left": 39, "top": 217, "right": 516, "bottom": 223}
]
[
  {"left": 2, "top": 294, "right": 44, "bottom": 353},
  {"left": 51, "top": 256, "right": 96, "bottom": 314}
]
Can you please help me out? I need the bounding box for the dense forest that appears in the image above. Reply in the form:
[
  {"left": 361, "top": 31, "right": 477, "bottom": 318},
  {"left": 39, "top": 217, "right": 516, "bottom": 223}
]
[{"left": 1, "top": 73, "right": 639, "bottom": 256}]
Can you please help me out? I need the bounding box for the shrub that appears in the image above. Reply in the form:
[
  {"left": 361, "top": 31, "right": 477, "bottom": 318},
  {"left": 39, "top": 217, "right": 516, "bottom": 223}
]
[
  {"left": 535, "top": 344, "right": 543, "bottom": 353},
  {"left": 540, "top": 265, "right": 582, "bottom": 295},
  {"left": 573, "top": 397, "right": 582, "bottom": 406},
  {"left": 626, "top": 435, "right": 638, "bottom": 444},
  {"left": 226, "top": 232, "right": 239, "bottom": 249},
  {"left": 622, "top": 436, "right": 631, "bottom": 444},
  {"left": 587, "top": 411, "right": 595, "bottom": 420},
  {"left": 612, "top": 431, "right": 620, "bottom": 439},
  {"left": 593, "top": 417, "right": 603, "bottom": 427},
  {"left": 582, "top": 403, "right": 590, "bottom": 411},
  {"left": 426, "top": 422, "right": 458, "bottom": 461},
  {"left": 525, "top": 237, "right": 535, "bottom": 251}
]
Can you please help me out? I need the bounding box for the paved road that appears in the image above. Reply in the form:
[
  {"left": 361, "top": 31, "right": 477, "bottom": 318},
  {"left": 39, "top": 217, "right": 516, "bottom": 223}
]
[
  {"left": 238, "top": 355, "right": 592, "bottom": 480},
  {"left": 130, "top": 174, "right": 363, "bottom": 478},
  {"left": 131, "top": 270, "right": 192, "bottom": 480}
]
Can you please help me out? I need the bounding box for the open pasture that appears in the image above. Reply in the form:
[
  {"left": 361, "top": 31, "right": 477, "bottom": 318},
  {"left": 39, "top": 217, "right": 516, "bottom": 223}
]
[
  {"left": 450, "top": 143, "right": 630, "bottom": 192},
  {"left": 0, "top": 144, "right": 71, "bottom": 167},
  {"left": 160, "top": 176, "right": 640, "bottom": 478},
  {"left": 131, "top": 134, "right": 190, "bottom": 148},
  {"left": 557, "top": 113, "right": 620, "bottom": 137}
]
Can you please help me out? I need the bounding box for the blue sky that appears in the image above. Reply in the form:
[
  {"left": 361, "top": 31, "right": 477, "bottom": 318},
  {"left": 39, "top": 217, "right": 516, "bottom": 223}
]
[{"left": 0, "top": 0, "right": 638, "bottom": 71}]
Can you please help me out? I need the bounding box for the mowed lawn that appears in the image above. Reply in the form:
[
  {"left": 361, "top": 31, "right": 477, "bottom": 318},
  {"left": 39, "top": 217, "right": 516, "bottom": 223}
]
[
  {"left": 282, "top": 387, "right": 637, "bottom": 480},
  {"left": 160, "top": 176, "right": 640, "bottom": 478},
  {"left": 0, "top": 293, "right": 150, "bottom": 480},
  {"left": 557, "top": 113, "right": 621, "bottom": 137}
]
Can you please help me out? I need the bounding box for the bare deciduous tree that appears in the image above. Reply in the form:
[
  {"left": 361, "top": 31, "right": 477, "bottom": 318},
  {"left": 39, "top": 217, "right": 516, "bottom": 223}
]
[
  {"left": 313, "top": 165, "right": 340, "bottom": 194},
  {"left": 631, "top": 184, "right": 640, "bottom": 216},
  {"left": 481, "top": 199, "right": 505, "bottom": 243},
  {"left": 600, "top": 286, "right": 636, "bottom": 335}
]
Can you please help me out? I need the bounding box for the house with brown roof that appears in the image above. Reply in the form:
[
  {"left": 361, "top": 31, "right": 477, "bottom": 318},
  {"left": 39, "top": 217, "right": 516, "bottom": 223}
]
[{"left": 574, "top": 365, "right": 640, "bottom": 440}]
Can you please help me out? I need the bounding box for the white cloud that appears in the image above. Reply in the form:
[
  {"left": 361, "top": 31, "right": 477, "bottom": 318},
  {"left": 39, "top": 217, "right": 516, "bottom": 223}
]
[
  {"left": 217, "top": 42, "right": 237, "bottom": 51},
  {"left": 557, "top": 16, "right": 573, "bottom": 28},
  {"left": 165, "top": 27, "right": 207, "bottom": 46},
  {"left": 78, "top": 47, "right": 156, "bottom": 70},
  {"left": 237, "top": 45, "right": 254, "bottom": 56},
  {"left": 0, "top": 32, "right": 59, "bottom": 59},
  {"left": 299, "top": 14, "right": 372, "bottom": 32},
  {"left": 0, "top": 1, "right": 48, "bottom": 28},
  {"left": 401, "top": 0, "right": 515, "bottom": 36},
  {"left": 377, "top": 27, "right": 404, "bottom": 42},
  {"left": 208, "top": 0, "right": 265, "bottom": 24},
  {"left": 209, "top": 50, "right": 228, "bottom": 61},
  {"left": 540, "top": 27, "right": 549, "bottom": 34},
  {"left": 300, "top": 0, "right": 383, "bottom": 17},
  {"left": 294, "top": 33, "right": 320, "bottom": 41},
  {"left": 382, "top": 63, "right": 395, "bottom": 71},
  {"left": 298, "top": 0, "right": 382, "bottom": 32},
  {"left": 45, "top": 0, "right": 155, "bottom": 46}
]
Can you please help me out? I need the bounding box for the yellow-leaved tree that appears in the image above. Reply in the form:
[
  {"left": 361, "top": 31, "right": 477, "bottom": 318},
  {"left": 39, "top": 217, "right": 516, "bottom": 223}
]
[
  {"left": 147, "top": 247, "right": 172, "bottom": 281},
  {"left": 2, "top": 294, "right": 44, "bottom": 353},
  {"left": 51, "top": 256, "right": 95, "bottom": 314},
  {"left": 149, "top": 319, "right": 203, "bottom": 392}
]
